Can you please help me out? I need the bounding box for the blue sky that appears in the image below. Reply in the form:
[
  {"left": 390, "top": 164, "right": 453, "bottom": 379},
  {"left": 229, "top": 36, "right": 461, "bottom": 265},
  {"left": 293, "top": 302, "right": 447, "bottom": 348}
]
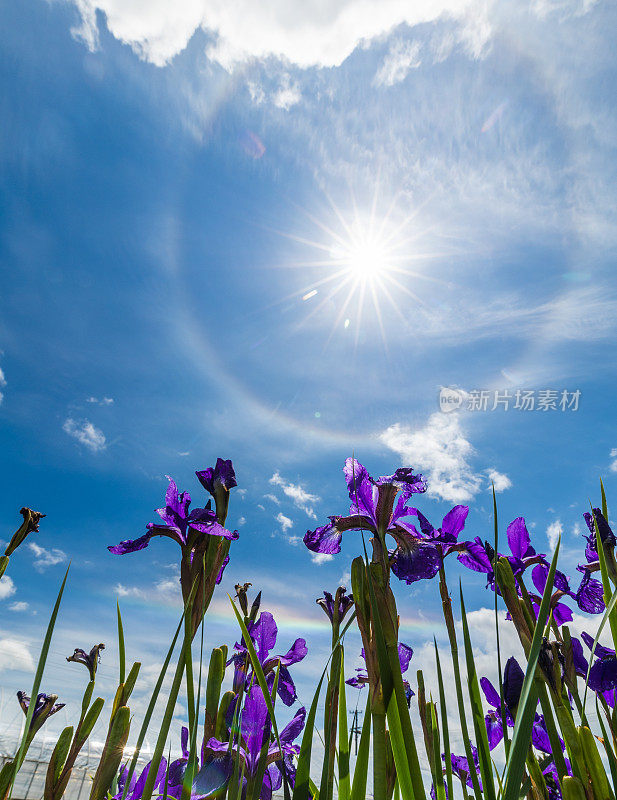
[{"left": 1, "top": 0, "right": 617, "bottom": 769}]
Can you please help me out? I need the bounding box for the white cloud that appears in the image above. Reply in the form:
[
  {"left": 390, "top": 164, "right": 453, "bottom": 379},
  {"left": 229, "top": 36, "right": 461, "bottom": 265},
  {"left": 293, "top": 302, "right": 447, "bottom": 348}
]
[
  {"left": 237, "top": 515, "right": 246, "bottom": 526},
  {"left": 276, "top": 512, "right": 293, "bottom": 532},
  {"left": 486, "top": 469, "right": 512, "bottom": 493},
  {"left": 273, "top": 76, "right": 301, "bottom": 110},
  {"left": 0, "top": 366, "right": 6, "bottom": 406},
  {"left": 28, "top": 543, "right": 67, "bottom": 572},
  {"left": 263, "top": 493, "right": 281, "bottom": 505},
  {"left": 0, "top": 638, "right": 35, "bottom": 672},
  {"left": 546, "top": 520, "right": 563, "bottom": 553},
  {"left": 379, "top": 412, "right": 481, "bottom": 503},
  {"left": 374, "top": 39, "right": 422, "bottom": 86},
  {"left": 86, "top": 396, "right": 114, "bottom": 405},
  {"left": 270, "top": 472, "right": 319, "bottom": 519},
  {"left": 115, "top": 571, "right": 181, "bottom": 605},
  {"left": 9, "top": 601, "right": 29, "bottom": 612},
  {"left": 0, "top": 575, "right": 16, "bottom": 600},
  {"left": 69, "top": 0, "right": 487, "bottom": 69},
  {"left": 63, "top": 417, "right": 107, "bottom": 452},
  {"left": 311, "top": 552, "right": 334, "bottom": 565},
  {"left": 610, "top": 447, "right": 617, "bottom": 473}
]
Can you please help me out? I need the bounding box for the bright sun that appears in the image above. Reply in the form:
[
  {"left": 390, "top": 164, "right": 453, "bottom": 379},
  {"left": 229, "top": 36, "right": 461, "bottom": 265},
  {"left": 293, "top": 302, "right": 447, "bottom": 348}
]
[
  {"left": 332, "top": 231, "right": 392, "bottom": 283},
  {"left": 273, "top": 193, "right": 440, "bottom": 349}
]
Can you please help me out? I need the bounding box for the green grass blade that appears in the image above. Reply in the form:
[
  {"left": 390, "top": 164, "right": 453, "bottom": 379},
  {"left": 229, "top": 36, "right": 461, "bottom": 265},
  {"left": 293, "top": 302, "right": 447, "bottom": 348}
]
[
  {"left": 228, "top": 596, "right": 292, "bottom": 800},
  {"left": 8, "top": 565, "right": 70, "bottom": 799},
  {"left": 429, "top": 701, "right": 446, "bottom": 800},
  {"left": 360, "top": 545, "right": 426, "bottom": 800},
  {"left": 349, "top": 695, "right": 371, "bottom": 800},
  {"left": 502, "top": 538, "right": 561, "bottom": 800},
  {"left": 117, "top": 602, "right": 126, "bottom": 686},
  {"left": 595, "top": 696, "right": 617, "bottom": 790},
  {"left": 291, "top": 612, "right": 357, "bottom": 800},
  {"left": 459, "top": 585, "right": 497, "bottom": 800},
  {"left": 337, "top": 650, "right": 350, "bottom": 800},
  {"left": 434, "top": 640, "right": 453, "bottom": 800},
  {"left": 120, "top": 578, "right": 198, "bottom": 800}
]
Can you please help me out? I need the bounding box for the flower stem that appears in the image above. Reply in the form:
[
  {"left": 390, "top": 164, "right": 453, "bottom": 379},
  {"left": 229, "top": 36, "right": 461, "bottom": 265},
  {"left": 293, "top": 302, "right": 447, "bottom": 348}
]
[{"left": 372, "top": 709, "right": 387, "bottom": 800}]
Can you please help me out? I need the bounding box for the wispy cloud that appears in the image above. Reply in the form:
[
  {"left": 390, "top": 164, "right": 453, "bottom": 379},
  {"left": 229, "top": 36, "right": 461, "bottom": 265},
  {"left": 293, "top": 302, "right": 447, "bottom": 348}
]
[
  {"left": 311, "top": 552, "right": 334, "bottom": 565},
  {"left": 63, "top": 417, "right": 106, "bottom": 452},
  {"left": 0, "top": 575, "right": 16, "bottom": 600},
  {"left": 8, "top": 601, "right": 29, "bottom": 612},
  {"left": 276, "top": 512, "right": 293, "bottom": 532},
  {"left": 0, "top": 365, "right": 5, "bottom": 405},
  {"left": 486, "top": 469, "right": 512, "bottom": 493},
  {"left": 269, "top": 472, "right": 319, "bottom": 519},
  {"left": 86, "top": 396, "right": 114, "bottom": 405},
  {"left": 29, "top": 542, "right": 67, "bottom": 572},
  {"left": 380, "top": 413, "right": 481, "bottom": 503},
  {"left": 546, "top": 520, "right": 563, "bottom": 553},
  {"left": 0, "top": 638, "right": 35, "bottom": 672},
  {"left": 610, "top": 448, "right": 617, "bottom": 473},
  {"left": 373, "top": 39, "right": 422, "bottom": 87}
]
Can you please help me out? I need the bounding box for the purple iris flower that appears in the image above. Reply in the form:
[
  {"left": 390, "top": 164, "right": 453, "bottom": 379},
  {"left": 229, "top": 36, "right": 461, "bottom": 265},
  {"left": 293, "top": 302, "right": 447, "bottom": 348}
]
[
  {"left": 316, "top": 587, "right": 354, "bottom": 624},
  {"left": 17, "top": 691, "right": 65, "bottom": 733},
  {"left": 66, "top": 643, "right": 105, "bottom": 682},
  {"left": 108, "top": 476, "right": 238, "bottom": 556},
  {"left": 305, "top": 457, "right": 454, "bottom": 584},
  {"left": 446, "top": 746, "right": 482, "bottom": 791},
  {"left": 196, "top": 459, "right": 237, "bottom": 497},
  {"left": 207, "top": 684, "right": 305, "bottom": 800},
  {"left": 574, "top": 509, "right": 613, "bottom": 613},
  {"left": 229, "top": 611, "right": 307, "bottom": 706},
  {"left": 113, "top": 758, "right": 168, "bottom": 800},
  {"left": 346, "top": 643, "right": 414, "bottom": 705},
  {"left": 458, "top": 517, "right": 546, "bottom": 588},
  {"left": 480, "top": 657, "right": 524, "bottom": 749},
  {"left": 579, "top": 631, "right": 617, "bottom": 706},
  {"left": 528, "top": 563, "right": 576, "bottom": 627}
]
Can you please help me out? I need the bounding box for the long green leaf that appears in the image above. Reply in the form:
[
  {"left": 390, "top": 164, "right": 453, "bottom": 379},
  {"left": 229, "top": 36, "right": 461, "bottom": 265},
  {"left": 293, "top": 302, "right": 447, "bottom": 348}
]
[
  {"left": 591, "top": 499, "right": 617, "bottom": 654},
  {"left": 434, "top": 640, "right": 453, "bottom": 800},
  {"left": 349, "top": 695, "right": 371, "bottom": 800},
  {"left": 595, "top": 696, "right": 617, "bottom": 791},
  {"left": 337, "top": 650, "right": 350, "bottom": 800},
  {"left": 228, "top": 596, "right": 292, "bottom": 800},
  {"left": 8, "top": 565, "right": 70, "bottom": 799},
  {"left": 291, "top": 612, "right": 357, "bottom": 800},
  {"left": 117, "top": 602, "right": 126, "bottom": 686},
  {"left": 502, "top": 538, "right": 561, "bottom": 800},
  {"left": 120, "top": 577, "right": 199, "bottom": 800},
  {"left": 459, "top": 585, "right": 496, "bottom": 800}
]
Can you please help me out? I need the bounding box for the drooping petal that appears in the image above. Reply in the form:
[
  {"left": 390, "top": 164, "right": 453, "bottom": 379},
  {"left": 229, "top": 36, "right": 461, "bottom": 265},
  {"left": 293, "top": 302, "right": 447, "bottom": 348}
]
[
  {"left": 581, "top": 631, "right": 616, "bottom": 659},
  {"left": 456, "top": 538, "right": 493, "bottom": 575},
  {"left": 276, "top": 638, "right": 308, "bottom": 667},
  {"left": 532, "top": 563, "right": 570, "bottom": 595},
  {"left": 390, "top": 541, "right": 441, "bottom": 584},
  {"left": 485, "top": 712, "right": 504, "bottom": 750},
  {"left": 108, "top": 531, "right": 154, "bottom": 555},
  {"left": 589, "top": 658, "right": 617, "bottom": 693},
  {"left": 398, "top": 642, "right": 413, "bottom": 674},
  {"left": 570, "top": 637, "right": 589, "bottom": 678},
  {"left": 304, "top": 518, "right": 342, "bottom": 555},
  {"left": 216, "top": 555, "right": 229, "bottom": 585},
  {"left": 551, "top": 602, "right": 574, "bottom": 627},
  {"left": 279, "top": 706, "right": 306, "bottom": 744},
  {"left": 273, "top": 665, "right": 297, "bottom": 706},
  {"left": 480, "top": 677, "right": 501, "bottom": 711},
  {"left": 576, "top": 573, "right": 605, "bottom": 614},
  {"left": 191, "top": 754, "right": 234, "bottom": 800}
]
